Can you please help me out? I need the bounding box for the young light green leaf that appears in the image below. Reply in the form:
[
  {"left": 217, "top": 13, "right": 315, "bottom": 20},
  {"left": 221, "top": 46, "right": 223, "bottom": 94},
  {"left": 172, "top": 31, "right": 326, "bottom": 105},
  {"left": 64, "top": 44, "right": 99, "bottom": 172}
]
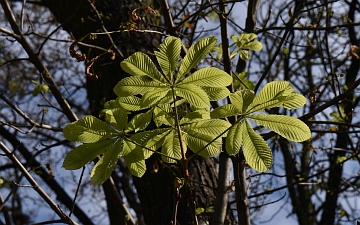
[
  {"left": 242, "top": 41, "right": 263, "bottom": 51},
  {"left": 125, "top": 109, "right": 153, "bottom": 132},
  {"left": 246, "top": 81, "right": 294, "bottom": 113},
  {"left": 240, "top": 50, "right": 250, "bottom": 60},
  {"left": 113, "top": 76, "right": 164, "bottom": 97},
  {"left": 210, "top": 104, "right": 239, "bottom": 118},
  {"left": 154, "top": 36, "right": 181, "bottom": 81},
  {"left": 283, "top": 92, "right": 307, "bottom": 109},
  {"left": 104, "top": 108, "right": 128, "bottom": 131},
  {"left": 120, "top": 52, "right": 167, "bottom": 83},
  {"left": 225, "top": 121, "right": 243, "bottom": 155},
  {"left": 63, "top": 116, "right": 116, "bottom": 143},
  {"left": 248, "top": 114, "right": 311, "bottom": 142},
  {"left": 117, "top": 96, "right": 142, "bottom": 111},
  {"left": 62, "top": 139, "right": 115, "bottom": 170},
  {"left": 201, "top": 86, "right": 230, "bottom": 100},
  {"left": 175, "top": 84, "right": 210, "bottom": 109},
  {"left": 161, "top": 130, "right": 183, "bottom": 163},
  {"left": 153, "top": 105, "right": 173, "bottom": 127},
  {"left": 90, "top": 140, "right": 122, "bottom": 184},
  {"left": 180, "top": 67, "right": 232, "bottom": 87},
  {"left": 177, "top": 36, "right": 217, "bottom": 82},
  {"left": 243, "top": 120, "right": 273, "bottom": 172}
]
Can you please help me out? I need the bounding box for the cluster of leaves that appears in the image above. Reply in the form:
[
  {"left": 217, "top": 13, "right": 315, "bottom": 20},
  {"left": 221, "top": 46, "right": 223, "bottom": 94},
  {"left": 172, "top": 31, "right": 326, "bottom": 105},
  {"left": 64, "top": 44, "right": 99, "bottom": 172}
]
[{"left": 62, "top": 35, "right": 310, "bottom": 184}]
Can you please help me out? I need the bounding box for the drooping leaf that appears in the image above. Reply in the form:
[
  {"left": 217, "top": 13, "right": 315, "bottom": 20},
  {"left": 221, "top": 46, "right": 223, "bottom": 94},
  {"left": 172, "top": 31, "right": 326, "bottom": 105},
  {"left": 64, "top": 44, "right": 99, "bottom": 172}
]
[
  {"left": 113, "top": 76, "right": 164, "bottom": 97},
  {"left": 283, "top": 92, "right": 307, "bottom": 109},
  {"left": 125, "top": 109, "right": 153, "bottom": 132},
  {"left": 90, "top": 140, "right": 122, "bottom": 184},
  {"left": 248, "top": 114, "right": 311, "bottom": 142},
  {"left": 180, "top": 67, "right": 232, "bottom": 87},
  {"left": 175, "top": 84, "right": 210, "bottom": 109},
  {"left": 225, "top": 121, "right": 243, "bottom": 155},
  {"left": 242, "top": 120, "right": 273, "bottom": 172},
  {"left": 62, "top": 139, "right": 115, "bottom": 170},
  {"left": 123, "top": 147, "right": 146, "bottom": 177},
  {"left": 161, "top": 130, "right": 183, "bottom": 163},
  {"left": 63, "top": 116, "right": 116, "bottom": 143},
  {"left": 120, "top": 52, "right": 167, "bottom": 83},
  {"left": 154, "top": 36, "right": 181, "bottom": 81},
  {"left": 201, "top": 86, "right": 230, "bottom": 100},
  {"left": 177, "top": 36, "right": 217, "bottom": 82},
  {"left": 246, "top": 81, "right": 294, "bottom": 113},
  {"left": 210, "top": 104, "right": 239, "bottom": 118}
]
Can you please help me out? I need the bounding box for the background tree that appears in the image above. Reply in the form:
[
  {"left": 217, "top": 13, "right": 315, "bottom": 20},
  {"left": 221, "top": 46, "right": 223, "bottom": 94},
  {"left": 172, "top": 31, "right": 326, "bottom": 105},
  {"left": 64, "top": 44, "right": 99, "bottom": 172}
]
[{"left": 0, "top": 0, "right": 360, "bottom": 225}]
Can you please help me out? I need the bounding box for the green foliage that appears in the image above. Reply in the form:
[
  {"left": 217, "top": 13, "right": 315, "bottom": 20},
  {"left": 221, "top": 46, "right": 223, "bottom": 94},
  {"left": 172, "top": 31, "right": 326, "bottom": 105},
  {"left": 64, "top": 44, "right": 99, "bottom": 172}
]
[
  {"left": 62, "top": 35, "right": 310, "bottom": 183},
  {"left": 31, "top": 80, "right": 50, "bottom": 96}
]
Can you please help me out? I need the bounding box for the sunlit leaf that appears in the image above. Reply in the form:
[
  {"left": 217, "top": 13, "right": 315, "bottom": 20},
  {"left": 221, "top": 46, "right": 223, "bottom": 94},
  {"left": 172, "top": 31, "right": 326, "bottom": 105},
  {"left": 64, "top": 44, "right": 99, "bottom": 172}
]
[
  {"left": 248, "top": 114, "right": 311, "bottom": 142},
  {"left": 210, "top": 104, "right": 239, "bottom": 118},
  {"left": 63, "top": 116, "right": 116, "bottom": 143},
  {"left": 180, "top": 67, "right": 232, "bottom": 87},
  {"left": 177, "top": 36, "right": 217, "bottom": 82},
  {"left": 243, "top": 120, "right": 273, "bottom": 172},
  {"left": 154, "top": 36, "right": 181, "bottom": 81},
  {"left": 225, "top": 121, "right": 243, "bottom": 155},
  {"left": 90, "top": 140, "right": 122, "bottom": 184},
  {"left": 113, "top": 76, "right": 164, "bottom": 97},
  {"left": 201, "top": 86, "right": 230, "bottom": 100},
  {"left": 62, "top": 139, "right": 115, "bottom": 170},
  {"left": 161, "top": 130, "right": 183, "bottom": 163},
  {"left": 175, "top": 84, "right": 210, "bottom": 109},
  {"left": 120, "top": 52, "right": 167, "bottom": 83}
]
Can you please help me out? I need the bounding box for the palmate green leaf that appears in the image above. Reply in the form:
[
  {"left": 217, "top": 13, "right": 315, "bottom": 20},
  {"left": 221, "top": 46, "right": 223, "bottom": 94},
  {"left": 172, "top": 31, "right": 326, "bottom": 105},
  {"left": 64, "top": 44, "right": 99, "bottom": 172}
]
[
  {"left": 153, "top": 105, "right": 173, "bottom": 127},
  {"left": 177, "top": 36, "right": 217, "bottom": 82},
  {"left": 182, "top": 132, "right": 222, "bottom": 157},
  {"left": 201, "top": 86, "right": 230, "bottom": 100},
  {"left": 155, "top": 36, "right": 181, "bottom": 81},
  {"left": 63, "top": 116, "right": 116, "bottom": 143},
  {"left": 125, "top": 109, "right": 152, "bottom": 132},
  {"left": 246, "top": 81, "right": 294, "bottom": 114},
  {"left": 243, "top": 120, "right": 273, "bottom": 172},
  {"left": 90, "top": 140, "right": 122, "bottom": 184},
  {"left": 182, "top": 119, "right": 230, "bottom": 157},
  {"left": 117, "top": 96, "right": 142, "bottom": 111},
  {"left": 120, "top": 52, "right": 168, "bottom": 83},
  {"left": 180, "top": 67, "right": 232, "bottom": 87},
  {"left": 175, "top": 84, "right": 210, "bottom": 109},
  {"left": 140, "top": 88, "right": 171, "bottom": 108},
  {"left": 225, "top": 121, "right": 243, "bottom": 155},
  {"left": 210, "top": 104, "right": 239, "bottom": 118},
  {"left": 123, "top": 147, "right": 146, "bottom": 177},
  {"left": 229, "top": 90, "right": 255, "bottom": 112},
  {"left": 283, "top": 92, "right": 307, "bottom": 109},
  {"left": 62, "top": 139, "right": 115, "bottom": 170},
  {"left": 104, "top": 108, "right": 128, "bottom": 131},
  {"left": 113, "top": 76, "right": 164, "bottom": 97},
  {"left": 248, "top": 114, "right": 311, "bottom": 142},
  {"left": 161, "top": 130, "right": 183, "bottom": 163},
  {"left": 180, "top": 110, "right": 210, "bottom": 124},
  {"left": 182, "top": 119, "right": 231, "bottom": 137}
]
